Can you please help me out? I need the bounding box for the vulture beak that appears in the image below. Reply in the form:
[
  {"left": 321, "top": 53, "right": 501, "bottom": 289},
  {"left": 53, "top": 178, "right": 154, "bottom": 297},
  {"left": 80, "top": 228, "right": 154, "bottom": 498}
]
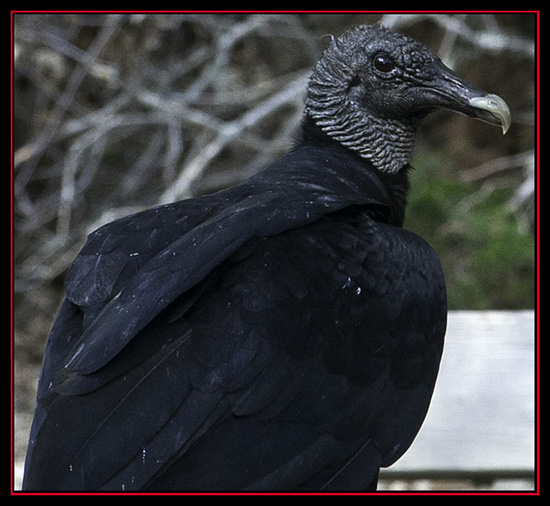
[
  {"left": 420, "top": 60, "right": 512, "bottom": 135},
  {"left": 467, "top": 93, "right": 512, "bottom": 135}
]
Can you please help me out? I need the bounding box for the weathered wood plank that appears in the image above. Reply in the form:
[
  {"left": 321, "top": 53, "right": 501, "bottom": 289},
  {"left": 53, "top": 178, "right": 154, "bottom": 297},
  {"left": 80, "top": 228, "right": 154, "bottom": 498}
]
[{"left": 383, "top": 310, "right": 535, "bottom": 477}]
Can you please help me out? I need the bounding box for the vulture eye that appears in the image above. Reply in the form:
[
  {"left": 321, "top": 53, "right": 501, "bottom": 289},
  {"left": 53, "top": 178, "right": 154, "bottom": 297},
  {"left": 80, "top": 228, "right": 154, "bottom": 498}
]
[{"left": 373, "top": 54, "right": 396, "bottom": 73}]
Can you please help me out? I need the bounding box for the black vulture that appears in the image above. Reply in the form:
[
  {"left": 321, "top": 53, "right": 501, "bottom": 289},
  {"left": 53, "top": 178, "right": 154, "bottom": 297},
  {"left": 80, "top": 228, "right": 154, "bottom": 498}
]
[{"left": 23, "top": 24, "right": 511, "bottom": 492}]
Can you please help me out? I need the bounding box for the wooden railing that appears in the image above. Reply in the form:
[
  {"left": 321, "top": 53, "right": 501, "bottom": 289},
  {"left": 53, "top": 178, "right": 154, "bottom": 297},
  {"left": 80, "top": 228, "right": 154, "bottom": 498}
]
[{"left": 380, "top": 311, "right": 536, "bottom": 491}]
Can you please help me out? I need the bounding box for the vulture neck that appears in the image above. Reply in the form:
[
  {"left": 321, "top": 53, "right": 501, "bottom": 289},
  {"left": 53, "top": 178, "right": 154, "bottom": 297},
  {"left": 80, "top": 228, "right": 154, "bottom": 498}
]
[
  {"left": 304, "top": 56, "right": 419, "bottom": 175},
  {"left": 297, "top": 116, "right": 411, "bottom": 228}
]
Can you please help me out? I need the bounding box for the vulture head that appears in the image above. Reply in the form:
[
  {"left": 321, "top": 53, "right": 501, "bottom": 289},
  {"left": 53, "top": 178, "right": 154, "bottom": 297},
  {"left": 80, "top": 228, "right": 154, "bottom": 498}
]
[{"left": 305, "top": 24, "right": 511, "bottom": 173}]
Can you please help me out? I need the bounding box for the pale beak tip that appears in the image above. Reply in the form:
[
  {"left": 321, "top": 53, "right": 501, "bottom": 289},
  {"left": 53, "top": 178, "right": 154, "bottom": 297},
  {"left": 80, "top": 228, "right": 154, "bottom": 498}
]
[{"left": 468, "top": 93, "right": 512, "bottom": 135}]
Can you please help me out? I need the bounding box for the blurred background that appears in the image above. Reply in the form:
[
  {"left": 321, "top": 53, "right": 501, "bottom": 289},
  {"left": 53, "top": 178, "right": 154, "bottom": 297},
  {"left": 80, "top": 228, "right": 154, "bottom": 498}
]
[{"left": 13, "top": 13, "right": 536, "bottom": 490}]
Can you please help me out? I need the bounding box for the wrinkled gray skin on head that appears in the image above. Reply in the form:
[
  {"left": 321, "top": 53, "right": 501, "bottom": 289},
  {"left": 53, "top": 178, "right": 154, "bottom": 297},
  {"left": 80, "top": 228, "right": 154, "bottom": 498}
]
[{"left": 305, "top": 25, "right": 511, "bottom": 174}]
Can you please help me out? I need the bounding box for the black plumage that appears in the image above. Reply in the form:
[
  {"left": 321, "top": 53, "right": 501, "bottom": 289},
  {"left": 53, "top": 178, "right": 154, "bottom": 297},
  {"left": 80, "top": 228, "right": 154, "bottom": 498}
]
[{"left": 23, "top": 24, "right": 510, "bottom": 491}]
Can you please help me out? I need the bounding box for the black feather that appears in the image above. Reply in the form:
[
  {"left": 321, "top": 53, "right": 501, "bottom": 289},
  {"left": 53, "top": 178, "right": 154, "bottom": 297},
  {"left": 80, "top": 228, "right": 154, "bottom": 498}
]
[{"left": 23, "top": 23, "right": 507, "bottom": 491}]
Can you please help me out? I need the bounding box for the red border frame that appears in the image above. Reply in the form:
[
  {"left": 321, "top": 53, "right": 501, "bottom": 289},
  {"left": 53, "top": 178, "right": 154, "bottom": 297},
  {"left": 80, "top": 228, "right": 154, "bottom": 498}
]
[{"left": 10, "top": 10, "right": 540, "bottom": 497}]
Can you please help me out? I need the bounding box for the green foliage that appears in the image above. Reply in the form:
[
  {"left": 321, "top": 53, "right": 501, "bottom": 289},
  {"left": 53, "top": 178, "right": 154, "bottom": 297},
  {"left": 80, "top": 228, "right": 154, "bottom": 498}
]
[{"left": 405, "top": 155, "right": 535, "bottom": 310}]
